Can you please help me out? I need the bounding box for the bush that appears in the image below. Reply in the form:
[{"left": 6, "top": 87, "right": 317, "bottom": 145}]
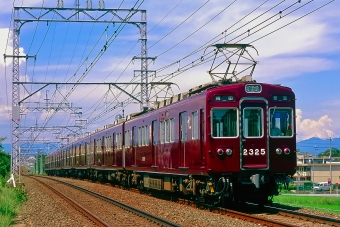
[{"left": 0, "top": 186, "right": 27, "bottom": 227}]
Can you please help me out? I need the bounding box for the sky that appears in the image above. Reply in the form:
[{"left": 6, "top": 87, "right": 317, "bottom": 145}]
[{"left": 0, "top": 0, "right": 339, "bottom": 153}]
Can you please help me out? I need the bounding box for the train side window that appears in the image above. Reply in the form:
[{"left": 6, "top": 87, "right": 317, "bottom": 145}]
[
  {"left": 115, "top": 134, "right": 118, "bottom": 149},
  {"left": 161, "top": 121, "right": 165, "bottom": 144},
  {"left": 192, "top": 111, "right": 199, "bottom": 140},
  {"left": 269, "top": 108, "right": 293, "bottom": 137},
  {"left": 125, "top": 130, "right": 130, "bottom": 148},
  {"left": 138, "top": 127, "right": 142, "bottom": 147},
  {"left": 142, "top": 126, "right": 145, "bottom": 146},
  {"left": 119, "top": 133, "right": 122, "bottom": 149},
  {"left": 165, "top": 120, "right": 170, "bottom": 143},
  {"left": 152, "top": 121, "right": 158, "bottom": 145},
  {"left": 180, "top": 112, "right": 187, "bottom": 141},
  {"left": 170, "top": 118, "right": 175, "bottom": 142},
  {"left": 211, "top": 108, "right": 238, "bottom": 138},
  {"left": 243, "top": 108, "right": 263, "bottom": 137},
  {"left": 132, "top": 127, "right": 137, "bottom": 147},
  {"left": 145, "top": 125, "right": 149, "bottom": 146}
]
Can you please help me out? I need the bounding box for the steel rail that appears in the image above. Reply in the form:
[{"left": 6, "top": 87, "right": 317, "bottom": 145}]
[
  {"left": 177, "top": 199, "right": 298, "bottom": 227},
  {"left": 39, "top": 176, "right": 182, "bottom": 227},
  {"left": 265, "top": 204, "right": 340, "bottom": 226},
  {"left": 30, "top": 176, "right": 111, "bottom": 227}
]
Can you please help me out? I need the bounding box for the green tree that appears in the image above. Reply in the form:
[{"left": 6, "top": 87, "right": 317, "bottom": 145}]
[
  {"left": 318, "top": 148, "right": 340, "bottom": 157},
  {"left": 0, "top": 136, "right": 10, "bottom": 178}
]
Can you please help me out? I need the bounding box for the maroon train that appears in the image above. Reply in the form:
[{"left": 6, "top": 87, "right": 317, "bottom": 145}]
[{"left": 45, "top": 81, "right": 296, "bottom": 205}]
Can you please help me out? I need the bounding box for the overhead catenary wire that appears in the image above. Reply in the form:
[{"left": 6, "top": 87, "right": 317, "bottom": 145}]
[
  {"left": 80, "top": 0, "right": 278, "bottom": 128},
  {"left": 28, "top": 0, "right": 145, "bottom": 145},
  {"left": 16, "top": 1, "right": 336, "bottom": 149},
  {"left": 154, "top": 0, "right": 317, "bottom": 83},
  {"left": 79, "top": 0, "right": 187, "bottom": 115},
  {"left": 83, "top": 0, "right": 242, "bottom": 124},
  {"left": 143, "top": 0, "right": 332, "bottom": 108}
]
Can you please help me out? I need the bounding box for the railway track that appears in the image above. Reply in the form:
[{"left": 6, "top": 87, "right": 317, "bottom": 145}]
[
  {"left": 40, "top": 176, "right": 340, "bottom": 226},
  {"left": 263, "top": 204, "right": 340, "bottom": 226},
  {"left": 29, "top": 176, "right": 181, "bottom": 227},
  {"left": 29, "top": 176, "right": 110, "bottom": 227},
  {"left": 177, "top": 198, "right": 340, "bottom": 226}
]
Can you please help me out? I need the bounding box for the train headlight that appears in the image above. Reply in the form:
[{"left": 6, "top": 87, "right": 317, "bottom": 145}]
[
  {"left": 217, "top": 148, "right": 224, "bottom": 156},
  {"left": 225, "top": 148, "right": 233, "bottom": 156},
  {"left": 284, "top": 148, "right": 290, "bottom": 155},
  {"left": 276, "top": 148, "right": 282, "bottom": 155}
]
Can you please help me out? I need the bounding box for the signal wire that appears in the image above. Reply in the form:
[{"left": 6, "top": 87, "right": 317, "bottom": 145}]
[
  {"left": 154, "top": 0, "right": 280, "bottom": 74},
  {"left": 83, "top": 0, "right": 237, "bottom": 121},
  {"left": 249, "top": 0, "right": 335, "bottom": 44},
  {"left": 147, "top": 1, "right": 331, "bottom": 101},
  {"left": 33, "top": 0, "right": 144, "bottom": 144},
  {"left": 155, "top": 0, "right": 239, "bottom": 58},
  {"left": 155, "top": 0, "right": 314, "bottom": 81}
]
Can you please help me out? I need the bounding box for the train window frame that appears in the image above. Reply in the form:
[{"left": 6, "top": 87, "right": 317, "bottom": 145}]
[
  {"left": 243, "top": 107, "right": 264, "bottom": 138},
  {"left": 138, "top": 127, "right": 142, "bottom": 147},
  {"left": 269, "top": 107, "right": 294, "bottom": 138},
  {"left": 142, "top": 126, "right": 145, "bottom": 146},
  {"left": 125, "top": 130, "right": 130, "bottom": 148},
  {"left": 132, "top": 127, "right": 137, "bottom": 147},
  {"left": 192, "top": 111, "right": 199, "bottom": 140},
  {"left": 160, "top": 120, "right": 165, "bottom": 144},
  {"left": 145, "top": 125, "right": 149, "bottom": 146},
  {"left": 119, "top": 133, "right": 122, "bottom": 149},
  {"left": 152, "top": 120, "right": 158, "bottom": 145},
  {"left": 165, "top": 120, "right": 170, "bottom": 143},
  {"left": 211, "top": 108, "right": 239, "bottom": 138},
  {"left": 170, "top": 118, "right": 175, "bottom": 142}
]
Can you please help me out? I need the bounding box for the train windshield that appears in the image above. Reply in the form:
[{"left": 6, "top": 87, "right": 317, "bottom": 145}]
[
  {"left": 211, "top": 108, "right": 238, "bottom": 137},
  {"left": 243, "top": 108, "right": 263, "bottom": 137},
  {"left": 269, "top": 108, "right": 293, "bottom": 137}
]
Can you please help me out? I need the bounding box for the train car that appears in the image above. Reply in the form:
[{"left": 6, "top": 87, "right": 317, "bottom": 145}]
[{"left": 46, "top": 81, "right": 296, "bottom": 205}]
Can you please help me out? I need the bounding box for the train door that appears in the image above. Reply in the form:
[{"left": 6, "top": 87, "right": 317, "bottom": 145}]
[
  {"left": 152, "top": 120, "right": 158, "bottom": 167},
  {"left": 240, "top": 98, "right": 268, "bottom": 169},
  {"left": 179, "top": 112, "right": 187, "bottom": 167}
]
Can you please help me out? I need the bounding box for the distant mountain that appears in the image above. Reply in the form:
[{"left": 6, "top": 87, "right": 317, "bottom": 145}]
[{"left": 297, "top": 137, "right": 340, "bottom": 156}]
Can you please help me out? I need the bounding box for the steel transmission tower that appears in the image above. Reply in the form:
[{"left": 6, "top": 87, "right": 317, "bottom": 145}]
[{"left": 7, "top": 5, "right": 151, "bottom": 179}]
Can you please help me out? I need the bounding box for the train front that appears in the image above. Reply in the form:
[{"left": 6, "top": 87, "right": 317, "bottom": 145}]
[{"left": 204, "top": 82, "right": 296, "bottom": 205}]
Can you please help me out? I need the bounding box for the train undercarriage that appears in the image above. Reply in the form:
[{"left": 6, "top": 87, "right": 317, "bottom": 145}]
[{"left": 46, "top": 168, "right": 289, "bottom": 207}]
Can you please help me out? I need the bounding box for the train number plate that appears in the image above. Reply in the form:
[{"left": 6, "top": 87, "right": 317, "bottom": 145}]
[{"left": 243, "top": 149, "right": 265, "bottom": 156}]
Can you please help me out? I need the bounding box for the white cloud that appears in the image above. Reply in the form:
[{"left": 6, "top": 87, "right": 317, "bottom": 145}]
[
  {"left": 254, "top": 56, "right": 335, "bottom": 80},
  {"left": 296, "top": 109, "right": 336, "bottom": 141}
]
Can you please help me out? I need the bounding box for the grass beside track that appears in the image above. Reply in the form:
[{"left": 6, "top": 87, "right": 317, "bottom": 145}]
[
  {"left": 272, "top": 195, "right": 340, "bottom": 215},
  {"left": 0, "top": 179, "right": 27, "bottom": 227}
]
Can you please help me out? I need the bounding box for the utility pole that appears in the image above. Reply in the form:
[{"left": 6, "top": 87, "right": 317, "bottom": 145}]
[
  {"left": 312, "top": 145, "right": 316, "bottom": 192},
  {"left": 330, "top": 137, "right": 332, "bottom": 193},
  {"left": 9, "top": 6, "right": 149, "bottom": 180}
]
